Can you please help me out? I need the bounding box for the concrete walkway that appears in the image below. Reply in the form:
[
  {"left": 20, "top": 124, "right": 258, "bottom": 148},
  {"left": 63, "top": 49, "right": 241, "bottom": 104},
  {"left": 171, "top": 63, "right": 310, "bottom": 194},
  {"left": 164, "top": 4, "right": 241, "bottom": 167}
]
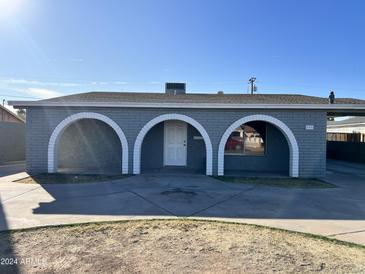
[{"left": 1, "top": 160, "right": 365, "bottom": 245}]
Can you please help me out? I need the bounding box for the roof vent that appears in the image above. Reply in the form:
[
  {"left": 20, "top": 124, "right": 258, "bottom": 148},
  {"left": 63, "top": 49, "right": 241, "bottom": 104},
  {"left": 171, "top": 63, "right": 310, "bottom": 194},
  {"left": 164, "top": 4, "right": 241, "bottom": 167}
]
[
  {"left": 329, "top": 91, "right": 335, "bottom": 104},
  {"left": 165, "top": 83, "right": 186, "bottom": 95}
]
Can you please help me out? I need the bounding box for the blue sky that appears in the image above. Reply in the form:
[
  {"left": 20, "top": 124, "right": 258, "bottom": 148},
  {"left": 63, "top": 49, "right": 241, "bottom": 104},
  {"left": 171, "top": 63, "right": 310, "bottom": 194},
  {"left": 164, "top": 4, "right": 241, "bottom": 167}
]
[{"left": 1, "top": 0, "right": 365, "bottom": 109}]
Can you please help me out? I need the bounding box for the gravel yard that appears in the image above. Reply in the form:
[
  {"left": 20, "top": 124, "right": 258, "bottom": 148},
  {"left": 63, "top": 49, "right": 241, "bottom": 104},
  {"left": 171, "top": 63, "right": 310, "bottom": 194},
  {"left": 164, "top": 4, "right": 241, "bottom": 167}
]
[{"left": 0, "top": 220, "right": 364, "bottom": 273}]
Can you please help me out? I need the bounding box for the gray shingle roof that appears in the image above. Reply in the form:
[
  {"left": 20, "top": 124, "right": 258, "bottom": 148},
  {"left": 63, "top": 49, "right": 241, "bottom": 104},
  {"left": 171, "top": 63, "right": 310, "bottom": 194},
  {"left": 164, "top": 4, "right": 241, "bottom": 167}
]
[{"left": 39, "top": 92, "right": 365, "bottom": 105}]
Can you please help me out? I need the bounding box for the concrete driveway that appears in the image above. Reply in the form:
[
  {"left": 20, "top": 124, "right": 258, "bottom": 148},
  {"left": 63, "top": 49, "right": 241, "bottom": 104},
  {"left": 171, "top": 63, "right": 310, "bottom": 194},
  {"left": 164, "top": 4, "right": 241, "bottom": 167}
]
[{"left": 1, "top": 160, "right": 365, "bottom": 245}]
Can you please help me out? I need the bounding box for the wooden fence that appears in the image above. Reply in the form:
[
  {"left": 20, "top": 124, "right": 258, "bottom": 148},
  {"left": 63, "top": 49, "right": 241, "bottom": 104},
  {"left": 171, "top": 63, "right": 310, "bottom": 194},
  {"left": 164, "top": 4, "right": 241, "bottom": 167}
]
[{"left": 327, "top": 132, "right": 365, "bottom": 143}]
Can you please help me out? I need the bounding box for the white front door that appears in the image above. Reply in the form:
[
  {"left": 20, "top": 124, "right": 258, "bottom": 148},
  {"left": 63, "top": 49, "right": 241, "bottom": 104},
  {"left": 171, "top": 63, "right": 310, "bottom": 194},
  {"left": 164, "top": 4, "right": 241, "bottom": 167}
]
[{"left": 164, "top": 120, "right": 187, "bottom": 166}]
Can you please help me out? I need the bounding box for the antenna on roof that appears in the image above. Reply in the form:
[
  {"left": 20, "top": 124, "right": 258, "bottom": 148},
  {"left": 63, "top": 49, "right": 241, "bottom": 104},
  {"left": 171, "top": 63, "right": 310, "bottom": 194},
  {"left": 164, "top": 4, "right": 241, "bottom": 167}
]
[{"left": 248, "top": 77, "right": 257, "bottom": 94}]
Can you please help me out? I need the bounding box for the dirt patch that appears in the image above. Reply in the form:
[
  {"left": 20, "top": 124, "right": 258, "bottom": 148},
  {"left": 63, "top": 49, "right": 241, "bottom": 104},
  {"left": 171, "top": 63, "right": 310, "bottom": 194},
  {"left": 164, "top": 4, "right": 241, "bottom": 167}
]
[
  {"left": 0, "top": 220, "right": 364, "bottom": 273},
  {"left": 214, "top": 176, "right": 336, "bottom": 188},
  {"left": 13, "top": 173, "right": 129, "bottom": 184}
]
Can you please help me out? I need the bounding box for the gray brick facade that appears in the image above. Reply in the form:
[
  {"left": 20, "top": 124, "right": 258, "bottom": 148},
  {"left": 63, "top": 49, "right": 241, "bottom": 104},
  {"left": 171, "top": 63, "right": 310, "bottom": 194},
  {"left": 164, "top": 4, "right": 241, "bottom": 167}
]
[{"left": 26, "top": 107, "right": 327, "bottom": 178}]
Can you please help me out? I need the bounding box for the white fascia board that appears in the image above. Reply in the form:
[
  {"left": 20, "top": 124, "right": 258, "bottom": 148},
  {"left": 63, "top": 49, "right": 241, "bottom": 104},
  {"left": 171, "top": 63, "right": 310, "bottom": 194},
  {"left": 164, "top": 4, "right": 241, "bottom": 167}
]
[{"left": 7, "top": 100, "right": 365, "bottom": 110}]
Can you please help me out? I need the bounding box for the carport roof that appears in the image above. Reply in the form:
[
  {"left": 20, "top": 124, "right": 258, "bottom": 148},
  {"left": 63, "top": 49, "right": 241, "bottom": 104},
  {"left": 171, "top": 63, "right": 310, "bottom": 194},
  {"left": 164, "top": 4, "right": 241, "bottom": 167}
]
[{"left": 8, "top": 92, "right": 365, "bottom": 112}]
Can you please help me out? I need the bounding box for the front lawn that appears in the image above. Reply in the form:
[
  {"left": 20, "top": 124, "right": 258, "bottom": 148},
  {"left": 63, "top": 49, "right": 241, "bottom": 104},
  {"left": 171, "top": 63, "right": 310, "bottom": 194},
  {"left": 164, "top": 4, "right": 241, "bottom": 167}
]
[
  {"left": 214, "top": 176, "right": 336, "bottom": 188},
  {"left": 13, "top": 173, "right": 129, "bottom": 184},
  {"left": 0, "top": 220, "right": 363, "bottom": 273}
]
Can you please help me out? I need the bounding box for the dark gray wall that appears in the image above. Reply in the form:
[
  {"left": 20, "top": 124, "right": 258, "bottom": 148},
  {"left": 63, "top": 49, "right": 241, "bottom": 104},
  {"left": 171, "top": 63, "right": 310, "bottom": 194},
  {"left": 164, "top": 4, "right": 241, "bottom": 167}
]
[
  {"left": 225, "top": 123, "right": 289, "bottom": 175},
  {"left": 141, "top": 122, "right": 206, "bottom": 172},
  {"left": 187, "top": 126, "right": 206, "bottom": 171},
  {"left": 141, "top": 122, "right": 164, "bottom": 170},
  {"left": 25, "top": 107, "right": 327, "bottom": 177},
  {"left": 0, "top": 122, "right": 25, "bottom": 164},
  {"left": 327, "top": 141, "right": 365, "bottom": 164},
  {"left": 58, "top": 119, "right": 122, "bottom": 174}
]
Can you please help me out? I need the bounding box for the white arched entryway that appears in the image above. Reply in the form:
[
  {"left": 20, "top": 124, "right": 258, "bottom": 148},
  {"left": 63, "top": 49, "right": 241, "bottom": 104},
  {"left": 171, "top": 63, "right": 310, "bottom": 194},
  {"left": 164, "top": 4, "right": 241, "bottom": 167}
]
[
  {"left": 48, "top": 112, "right": 129, "bottom": 174},
  {"left": 133, "top": 114, "right": 213, "bottom": 175},
  {"left": 218, "top": 114, "right": 299, "bottom": 177}
]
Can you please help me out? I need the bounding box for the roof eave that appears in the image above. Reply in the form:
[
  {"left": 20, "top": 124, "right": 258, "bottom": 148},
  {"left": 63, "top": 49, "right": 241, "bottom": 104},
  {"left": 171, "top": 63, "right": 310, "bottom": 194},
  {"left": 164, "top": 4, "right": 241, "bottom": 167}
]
[{"left": 7, "top": 100, "right": 365, "bottom": 110}]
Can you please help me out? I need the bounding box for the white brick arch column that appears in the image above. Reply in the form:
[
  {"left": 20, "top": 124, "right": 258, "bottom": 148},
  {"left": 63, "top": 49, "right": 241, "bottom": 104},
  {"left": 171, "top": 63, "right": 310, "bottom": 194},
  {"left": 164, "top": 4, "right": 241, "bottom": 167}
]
[
  {"left": 133, "top": 114, "right": 213, "bottom": 175},
  {"left": 48, "top": 112, "right": 129, "bottom": 174},
  {"left": 218, "top": 114, "right": 299, "bottom": 177}
]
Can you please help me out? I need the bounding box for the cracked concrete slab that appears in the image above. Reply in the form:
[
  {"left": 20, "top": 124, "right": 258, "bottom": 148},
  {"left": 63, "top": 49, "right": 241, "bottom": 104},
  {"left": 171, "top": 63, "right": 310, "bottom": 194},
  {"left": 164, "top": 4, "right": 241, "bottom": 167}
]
[{"left": 120, "top": 174, "right": 254, "bottom": 216}]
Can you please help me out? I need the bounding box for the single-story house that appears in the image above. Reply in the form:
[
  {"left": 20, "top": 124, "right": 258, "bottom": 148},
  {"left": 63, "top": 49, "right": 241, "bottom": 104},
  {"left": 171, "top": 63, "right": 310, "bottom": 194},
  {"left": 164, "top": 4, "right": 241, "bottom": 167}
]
[
  {"left": 9, "top": 84, "right": 365, "bottom": 178},
  {"left": 327, "top": 117, "right": 365, "bottom": 163},
  {"left": 0, "top": 104, "right": 25, "bottom": 123},
  {"left": 328, "top": 117, "right": 365, "bottom": 135},
  {"left": 327, "top": 117, "right": 365, "bottom": 142}
]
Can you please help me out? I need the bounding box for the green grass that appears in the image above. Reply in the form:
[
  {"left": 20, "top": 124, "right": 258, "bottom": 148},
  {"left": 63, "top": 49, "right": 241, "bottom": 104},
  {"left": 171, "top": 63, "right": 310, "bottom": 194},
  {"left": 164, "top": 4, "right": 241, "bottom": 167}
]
[
  {"left": 13, "top": 173, "right": 130, "bottom": 184},
  {"left": 213, "top": 176, "right": 336, "bottom": 188}
]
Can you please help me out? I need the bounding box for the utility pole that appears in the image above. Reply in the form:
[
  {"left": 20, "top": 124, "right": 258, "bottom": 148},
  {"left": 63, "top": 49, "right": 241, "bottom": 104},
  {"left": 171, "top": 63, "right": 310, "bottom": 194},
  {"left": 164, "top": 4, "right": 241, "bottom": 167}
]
[
  {"left": 248, "top": 77, "right": 257, "bottom": 94},
  {"left": 1, "top": 99, "right": 4, "bottom": 122}
]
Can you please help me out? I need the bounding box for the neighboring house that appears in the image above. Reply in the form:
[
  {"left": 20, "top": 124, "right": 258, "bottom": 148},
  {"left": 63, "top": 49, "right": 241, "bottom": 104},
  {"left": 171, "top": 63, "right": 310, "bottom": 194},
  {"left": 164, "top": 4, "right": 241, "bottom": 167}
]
[
  {"left": 0, "top": 105, "right": 26, "bottom": 164},
  {"left": 327, "top": 117, "right": 365, "bottom": 163},
  {"left": 8, "top": 84, "right": 365, "bottom": 178},
  {"left": 0, "top": 104, "right": 25, "bottom": 123},
  {"left": 327, "top": 117, "right": 365, "bottom": 141}
]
